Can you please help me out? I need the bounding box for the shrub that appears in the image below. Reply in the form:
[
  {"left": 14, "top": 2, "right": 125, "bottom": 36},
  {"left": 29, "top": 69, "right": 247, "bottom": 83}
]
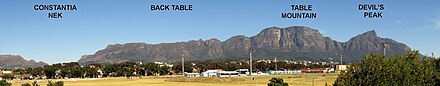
[
  {"left": 47, "top": 81, "right": 63, "bottom": 86},
  {"left": 32, "top": 81, "right": 40, "bottom": 86},
  {"left": 267, "top": 78, "right": 288, "bottom": 86},
  {"left": 21, "top": 83, "right": 31, "bottom": 86},
  {"left": 0, "top": 80, "right": 11, "bottom": 86}
]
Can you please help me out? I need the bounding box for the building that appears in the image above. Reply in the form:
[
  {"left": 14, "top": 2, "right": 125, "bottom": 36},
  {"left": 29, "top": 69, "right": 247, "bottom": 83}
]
[
  {"left": 201, "top": 69, "right": 222, "bottom": 77},
  {"left": 300, "top": 68, "right": 333, "bottom": 73},
  {"left": 184, "top": 73, "right": 200, "bottom": 77},
  {"left": 0, "top": 70, "right": 13, "bottom": 76},
  {"left": 1, "top": 70, "right": 13, "bottom": 74},
  {"left": 217, "top": 71, "right": 239, "bottom": 77},
  {"left": 0, "top": 70, "right": 13, "bottom": 80},
  {"left": 153, "top": 62, "right": 174, "bottom": 67},
  {"left": 235, "top": 69, "right": 249, "bottom": 75},
  {"left": 199, "top": 69, "right": 242, "bottom": 77},
  {"left": 268, "top": 70, "right": 301, "bottom": 75},
  {"left": 335, "top": 65, "right": 349, "bottom": 73}
]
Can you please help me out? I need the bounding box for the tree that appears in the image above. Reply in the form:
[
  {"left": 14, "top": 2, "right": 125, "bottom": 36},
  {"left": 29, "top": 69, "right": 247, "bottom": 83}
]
[
  {"left": 42, "top": 65, "right": 56, "bottom": 79},
  {"left": 101, "top": 62, "right": 136, "bottom": 77},
  {"left": 334, "top": 51, "right": 440, "bottom": 86},
  {"left": 268, "top": 78, "right": 288, "bottom": 86},
  {"left": 0, "top": 80, "right": 11, "bottom": 86},
  {"left": 1, "top": 74, "right": 14, "bottom": 80},
  {"left": 172, "top": 63, "right": 193, "bottom": 74},
  {"left": 27, "top": 67, "right": 43, "bottom": 78},
  {"left": 83, "top": 66, "right": 98, "bottom": 78}
]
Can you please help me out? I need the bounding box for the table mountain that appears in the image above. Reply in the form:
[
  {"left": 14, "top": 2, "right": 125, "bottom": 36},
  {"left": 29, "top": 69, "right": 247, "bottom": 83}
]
[
  {"left": 78, "top": 26, "right": 412, "bottom": 65},
  {"left": 0, "top": 55, "right": 47, "bottom": 69}
]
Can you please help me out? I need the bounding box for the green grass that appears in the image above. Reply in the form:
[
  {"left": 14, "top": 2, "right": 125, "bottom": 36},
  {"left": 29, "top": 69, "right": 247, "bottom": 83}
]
[{"left": 11, "top": 73, "right": 337, "bottom": 86}]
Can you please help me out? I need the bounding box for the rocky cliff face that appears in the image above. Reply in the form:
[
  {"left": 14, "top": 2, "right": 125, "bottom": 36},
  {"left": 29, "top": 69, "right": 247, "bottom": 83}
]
[
  {"left": 78, "top": 26, "right": 412, "bottom": 65},
  {"left": 0, "top": 55, "right": 47, "bottom": 69},
  {"left": 343, "top": 30, "right": 411, "bottom": 57},
  {"left": 250, "top": 26, "right": 344, "bottom": 52},
  {"left": 79, "top": 39, "right": 225, "bottom": 65}
]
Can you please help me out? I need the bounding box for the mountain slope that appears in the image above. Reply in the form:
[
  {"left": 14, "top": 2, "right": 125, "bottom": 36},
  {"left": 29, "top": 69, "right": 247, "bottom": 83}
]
[
  {"left": 341, "top": 30, "right": 411, "bottom": 61},
  {"left": 78, "top": 26, "right": 412, "bottom": 65},
  {"left": 0, "top": 55, "right": 47, "bottom": 69}
]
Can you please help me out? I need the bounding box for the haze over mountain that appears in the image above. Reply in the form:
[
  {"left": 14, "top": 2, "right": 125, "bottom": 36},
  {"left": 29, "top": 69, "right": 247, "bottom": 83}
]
[
  {"left": 0, "top": 55, "right": 47, "bottom": 69},
  {"left": 78, "top": 26, "right": 412, "bottom": 65}
]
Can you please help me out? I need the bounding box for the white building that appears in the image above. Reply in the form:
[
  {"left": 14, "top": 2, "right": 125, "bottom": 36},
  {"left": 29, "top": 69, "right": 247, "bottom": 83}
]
[
  {"left": 201, "top": 69, "right": 222, "bottom": 77},
  {"left": 235, "top": 69, "right": 249, "bottom": 75},
  {"left": 184, "top": 73, "right": 200, "bottom": 77},
  {"left": 336, "top": 65, "right": 349, "bottom": 73},
  {"left": 217, "top": 71, "right": 239, "bottom": 77},
  {"left": 268, "top": 70, "right": 301, "bottom": 75},
  {"left": 199, "top": 69, "right": 241, "bottom": 77}
]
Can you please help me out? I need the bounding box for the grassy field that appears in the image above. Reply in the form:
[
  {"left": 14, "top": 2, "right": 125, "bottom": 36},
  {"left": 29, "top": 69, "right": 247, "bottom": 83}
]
[{"left": 11, "top": 73, "right": 338, "bottom": 86}]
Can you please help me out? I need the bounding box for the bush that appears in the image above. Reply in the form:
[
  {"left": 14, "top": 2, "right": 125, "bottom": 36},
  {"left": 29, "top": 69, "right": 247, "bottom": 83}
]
[
  {"left": 21, "top": 83, "right": 31, "bottom": 86},
  {"left": 267, "top": 78, "right": 288, "bottom": 86},
  {"left": 47, "top": 81, "right": 63, "bottom": 86},
  {"left": 0, "top": 80, "right": 11, "bottom": 86},
  {"left": 21, "top": 81, "right": 39, "bottom": 86},
  {"left": 334, "top": 51, "right": 440, "bottom": 86},
  {"left": 32, "top": 81, "right": 40, "bottom": 86}
]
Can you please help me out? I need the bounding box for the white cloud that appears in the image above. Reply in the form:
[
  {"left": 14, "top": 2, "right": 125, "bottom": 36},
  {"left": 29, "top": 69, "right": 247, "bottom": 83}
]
[
  {"left": 422, "top": 17, "right": 440, "bottom": 31},
  {"left": 433, "top": 17, "right": 440, "bottom": 30},
  {"left": 395, "top": 21, "right": 402, "bottom": 24}
]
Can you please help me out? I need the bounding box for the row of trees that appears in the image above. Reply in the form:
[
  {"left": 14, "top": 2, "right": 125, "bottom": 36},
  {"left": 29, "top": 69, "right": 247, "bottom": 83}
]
[
  {"left": 13, "top": 62, "right": 101, "bottom": 79},
  {"left": 10, "top": 60, "right": 328, "bottom": 79},
  {"left": 12, "top": 62, "right": 170, "bottom": 79},
  {"left": 334, "top": 51, "right": 440, "bottom": 85}
]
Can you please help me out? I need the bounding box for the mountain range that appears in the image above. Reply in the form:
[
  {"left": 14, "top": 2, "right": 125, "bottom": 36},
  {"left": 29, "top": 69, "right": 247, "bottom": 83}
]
[
  {"left": 78, "top": 26, "right": 412, "bottom": 65},
  {"left": 0, "top": 55, "right": 47, "bottom": 69}
]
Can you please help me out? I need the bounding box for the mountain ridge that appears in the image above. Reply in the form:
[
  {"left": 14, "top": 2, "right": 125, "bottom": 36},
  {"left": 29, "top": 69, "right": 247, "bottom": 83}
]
[
  {"left": 0, "top": 55, "right": 47, "bottom": 69},
  {"left": 78, "top": 26, "right": 412, "bottom": 65}
]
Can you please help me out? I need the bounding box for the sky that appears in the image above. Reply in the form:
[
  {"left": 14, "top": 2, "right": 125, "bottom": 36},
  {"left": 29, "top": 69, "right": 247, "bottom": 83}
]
[{"left": 0, "top": 0, "right": 439, "bottom": 64}]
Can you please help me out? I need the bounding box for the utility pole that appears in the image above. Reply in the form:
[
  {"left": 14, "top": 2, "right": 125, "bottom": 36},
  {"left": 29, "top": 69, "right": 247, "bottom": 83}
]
[
  {"left": 275, "top": 57, "right": 278, "bottom": 71},
  {"left": 340, "top": 54, "right": 343, "bottom": 65},
  {"left": 249, "top": 49, "right": 253, "bottom": 76},
  {"left": 382, "top": 42, "right": 387, "bottom": 56},
  {"left": 336, "top": 53, "right": 343, "bottom": 65},
  {"left": 182, "top": 56, "right": 185, "bottom": 75}
]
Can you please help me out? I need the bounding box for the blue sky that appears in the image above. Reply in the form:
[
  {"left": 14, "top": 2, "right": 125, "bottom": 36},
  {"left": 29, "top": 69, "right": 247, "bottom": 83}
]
[{"left": 1, "top": 0, "right": 439, "bottom": 64}]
